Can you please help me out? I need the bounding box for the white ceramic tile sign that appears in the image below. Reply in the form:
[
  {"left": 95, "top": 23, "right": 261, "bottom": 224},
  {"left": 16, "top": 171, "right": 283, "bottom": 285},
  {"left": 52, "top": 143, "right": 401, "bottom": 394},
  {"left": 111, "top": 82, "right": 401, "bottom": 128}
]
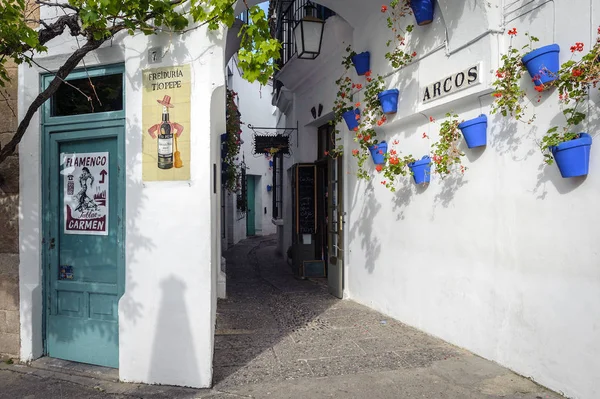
[
  {"left": 62, "top": 152, "right": 109, "bottom": 236},
  {"left": 422, "top": 64, "right": 481, "bottom": 104}
]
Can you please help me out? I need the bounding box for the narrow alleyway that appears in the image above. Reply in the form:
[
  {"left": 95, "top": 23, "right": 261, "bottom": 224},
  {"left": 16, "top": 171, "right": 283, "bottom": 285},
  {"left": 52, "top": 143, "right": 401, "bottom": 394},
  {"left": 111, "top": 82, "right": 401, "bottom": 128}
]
[{"left": 214, "top": 236, "right": 561, "bottom": 398}]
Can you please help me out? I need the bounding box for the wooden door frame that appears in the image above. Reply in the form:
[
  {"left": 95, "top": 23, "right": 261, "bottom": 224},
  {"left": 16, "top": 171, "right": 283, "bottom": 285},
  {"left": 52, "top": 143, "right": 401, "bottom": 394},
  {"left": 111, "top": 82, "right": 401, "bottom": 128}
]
[{"left": 40, "top": 64, "right": 126, "bottom": 356}]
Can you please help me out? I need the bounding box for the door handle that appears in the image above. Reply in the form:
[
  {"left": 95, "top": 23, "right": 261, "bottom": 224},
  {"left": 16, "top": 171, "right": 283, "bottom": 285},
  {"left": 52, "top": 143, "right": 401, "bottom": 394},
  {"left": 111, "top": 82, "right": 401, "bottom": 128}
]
[{"left": 49, "top": 238, "right": 55, "bottom": 249}]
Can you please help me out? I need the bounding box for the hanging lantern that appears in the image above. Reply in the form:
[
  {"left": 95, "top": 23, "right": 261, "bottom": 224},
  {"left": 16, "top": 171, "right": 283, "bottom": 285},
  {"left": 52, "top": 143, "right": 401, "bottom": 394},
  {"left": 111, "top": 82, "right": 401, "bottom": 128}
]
[{"left": 293, "top": 2, "right": 325, "bottom": 60}]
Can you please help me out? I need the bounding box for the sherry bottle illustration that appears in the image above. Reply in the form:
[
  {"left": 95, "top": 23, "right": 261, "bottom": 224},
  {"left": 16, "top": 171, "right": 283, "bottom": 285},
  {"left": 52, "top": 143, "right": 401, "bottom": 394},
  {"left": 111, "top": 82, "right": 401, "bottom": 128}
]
[
  {"left": 158, "top": 106, "right": 174, "bottom": 169},
  {"left": 147, "top": 95, "right": 185, "bottom": 170}
]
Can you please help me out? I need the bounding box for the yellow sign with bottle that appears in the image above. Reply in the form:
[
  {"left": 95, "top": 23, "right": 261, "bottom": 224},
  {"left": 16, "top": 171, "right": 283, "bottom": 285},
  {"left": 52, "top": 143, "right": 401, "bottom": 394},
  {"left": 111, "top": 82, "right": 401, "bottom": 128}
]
[{"left": 142, "top": 64, "right": 191, "bottom": 181}]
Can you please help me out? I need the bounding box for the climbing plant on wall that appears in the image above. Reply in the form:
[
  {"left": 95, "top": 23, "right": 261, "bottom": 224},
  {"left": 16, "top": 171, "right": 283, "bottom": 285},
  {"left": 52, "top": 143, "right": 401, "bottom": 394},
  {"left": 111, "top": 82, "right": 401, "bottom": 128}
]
[
  {"left": 0, "top": 0, "right": 281, "bottom": 165},
  {"left": 223, "top": 89, "right": 243, "bottom": 192}
]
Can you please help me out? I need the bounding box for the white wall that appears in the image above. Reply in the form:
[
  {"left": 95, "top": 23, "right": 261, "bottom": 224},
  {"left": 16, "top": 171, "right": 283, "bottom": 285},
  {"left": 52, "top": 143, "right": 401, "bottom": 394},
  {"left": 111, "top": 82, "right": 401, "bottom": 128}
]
[
  {"left": 273, "top": 1, "right": 600, "bottom": 398},
  {"left": 18, "top": 9, "right": 224, "bottom": 388}
]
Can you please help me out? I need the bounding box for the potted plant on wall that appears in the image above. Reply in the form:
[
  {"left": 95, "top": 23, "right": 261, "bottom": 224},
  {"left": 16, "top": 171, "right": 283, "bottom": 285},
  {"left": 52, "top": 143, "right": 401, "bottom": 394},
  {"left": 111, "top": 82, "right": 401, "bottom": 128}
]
[
  {"left": 408, "top": 156, "right": 432, "bottom": 184},
  {"left": 351, "top": 51, "right": 371, "bottom": 76},
  {"left": 334, "top": 48, "right": 361, "bottom": 132},
  {"left": 408, "top": 0, "right": 434, "bottom": 26},
  {"left": 351, "top": 72, "right": 391, "bottom": 177},
  {"left": 539, "top": 31, "right": 599, "bottom": 177},
  {"left": 492, "top": 27, "right": 599, "bottom": 177},
  {"left": 458, "top": 114, "right": 488, "bottom": 148},
  {"left": 491, "top": 29, "right": 559, "bottom": 123}
]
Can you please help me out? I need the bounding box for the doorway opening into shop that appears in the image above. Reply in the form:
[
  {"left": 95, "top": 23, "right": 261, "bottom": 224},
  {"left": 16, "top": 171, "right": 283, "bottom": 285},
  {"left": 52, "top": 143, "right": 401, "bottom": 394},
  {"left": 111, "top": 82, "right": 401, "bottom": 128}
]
[{"left": 290, "top": 123, "right": 344, "bottom": 298}]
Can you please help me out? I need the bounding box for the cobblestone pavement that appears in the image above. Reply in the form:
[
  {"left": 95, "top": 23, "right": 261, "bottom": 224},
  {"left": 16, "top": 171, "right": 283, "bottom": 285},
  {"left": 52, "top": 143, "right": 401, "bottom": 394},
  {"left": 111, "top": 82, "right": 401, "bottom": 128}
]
[
  {"left": 0, "top": 236, "right": 563, "bottom": 398},
  {"left": 214, "top": 235, "right": 562, "bottom": 398}
]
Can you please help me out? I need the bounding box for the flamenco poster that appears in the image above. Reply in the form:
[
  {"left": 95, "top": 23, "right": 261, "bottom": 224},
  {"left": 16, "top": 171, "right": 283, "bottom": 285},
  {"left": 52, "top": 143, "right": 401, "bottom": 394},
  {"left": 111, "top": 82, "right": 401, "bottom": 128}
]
[
  {"left": 62, "top": 152, "right": 109, "bottom": 236},
  {"left": 142, "top": 64, "right": 191, "bottom": 181}
]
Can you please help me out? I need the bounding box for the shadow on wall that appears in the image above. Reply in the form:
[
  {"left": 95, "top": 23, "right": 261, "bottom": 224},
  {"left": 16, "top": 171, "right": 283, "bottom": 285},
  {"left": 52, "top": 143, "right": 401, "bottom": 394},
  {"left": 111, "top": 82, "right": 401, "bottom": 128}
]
[
  {"left": 347, "top": 180, "right": 381, "bottom": 274},
  {"left": 148, "top": 276, "right": 199, "bottom": 384}
]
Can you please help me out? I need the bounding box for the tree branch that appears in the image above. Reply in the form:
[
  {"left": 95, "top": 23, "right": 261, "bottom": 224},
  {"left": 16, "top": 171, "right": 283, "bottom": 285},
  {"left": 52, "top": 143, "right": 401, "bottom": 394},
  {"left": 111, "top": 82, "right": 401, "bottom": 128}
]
[
  {"left": 35, "top": 0, "right": 79, "bottom": 12},
  {"left": 0, "top": 38, "right": 103, "bottom": 163},
  {"left": 37, "top": 14, "right": 81, "bottom": 46}
]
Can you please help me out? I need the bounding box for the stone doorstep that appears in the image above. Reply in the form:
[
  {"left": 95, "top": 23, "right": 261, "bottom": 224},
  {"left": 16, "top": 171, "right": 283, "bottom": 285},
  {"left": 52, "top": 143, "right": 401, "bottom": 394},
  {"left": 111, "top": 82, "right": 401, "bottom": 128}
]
[
  {"left": 0, "top": 362, "right": 206, "bottom": 397},
  {"left": 28, "top": 357, "right": 120, "bottom": 383}
]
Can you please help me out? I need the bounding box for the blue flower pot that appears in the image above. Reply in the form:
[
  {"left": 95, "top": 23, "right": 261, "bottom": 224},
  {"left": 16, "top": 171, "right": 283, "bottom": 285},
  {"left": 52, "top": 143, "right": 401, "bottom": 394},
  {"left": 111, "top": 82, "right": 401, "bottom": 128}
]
[
  {"left": 220, "top": 133, "right": 227, "bottom": 142},
  {"left": 458, "top": 114, "right": 487, "bottom": 148},
  {"left": 410, "top": 0, "right": 434, "bottom": 26},
  {"left": 369, "top": 141, "right": 388, "bottom": 165},
  {"left": 351, "top": 52, "right": 371, "bottom": 76},
  {"left": 378, "top": 89, "right": 400, "bottom": 114},
  {"left": 522, "top": 44, "right": 560, "bottom": 86},
  {"left": 550, "top": 133, "right": 592, "bottom": 178},
  {"left": 409, "top": 156, "right": 431, "bottom": 184},
  {"left": 221, "top": 147, "right": 227, "bottom": 159},
  {"left": 342, "top": 108, "right": 360, "bottom": 130}
]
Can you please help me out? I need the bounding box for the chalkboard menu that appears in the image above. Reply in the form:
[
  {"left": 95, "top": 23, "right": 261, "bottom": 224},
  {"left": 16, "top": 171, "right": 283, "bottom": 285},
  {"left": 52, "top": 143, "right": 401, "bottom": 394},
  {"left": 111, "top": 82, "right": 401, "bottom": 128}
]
[{"left": 296, "top": 165, "right": 316, "bottom": 234}]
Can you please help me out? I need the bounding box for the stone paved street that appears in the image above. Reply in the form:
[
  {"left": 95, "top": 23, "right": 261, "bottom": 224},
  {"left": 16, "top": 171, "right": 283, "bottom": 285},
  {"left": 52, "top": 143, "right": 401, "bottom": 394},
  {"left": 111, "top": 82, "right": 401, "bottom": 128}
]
[
  {"left": 0, "top": 236, "right": 564, "bottom": 398},
  {"left": 213, "top": 235, "right": 563, "bottom": 398}
]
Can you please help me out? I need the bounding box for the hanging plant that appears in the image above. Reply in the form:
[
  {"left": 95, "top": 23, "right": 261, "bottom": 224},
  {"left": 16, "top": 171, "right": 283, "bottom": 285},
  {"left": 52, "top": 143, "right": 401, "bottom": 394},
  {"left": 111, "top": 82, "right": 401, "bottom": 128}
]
[
  {"left": 352, "top": 73, "right": 388, "bottom": 180},
  {"left": 427, "top": 113, "right": 467, "bottom": 177},
  {"left": 223, "top": 89, "right": 243, "bottom": 192},
  {"left": 490, "top": 29, "right": 542, "bottom": 124},
  {"left": 329, "top": 46, "right": 360, "bottom": 158},
  {"left": 382, "top": 1, "right": 417, "bottom": 69},
  {"left": 379, "top": 139, "right": 415, "bottom": 192}
]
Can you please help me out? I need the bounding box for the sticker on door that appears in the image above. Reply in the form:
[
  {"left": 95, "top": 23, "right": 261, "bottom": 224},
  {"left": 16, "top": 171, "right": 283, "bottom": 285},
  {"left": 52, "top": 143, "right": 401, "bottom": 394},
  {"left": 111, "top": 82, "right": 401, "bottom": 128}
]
[{"left": 61, "top": 152, "right": 109, "bottom": 235}]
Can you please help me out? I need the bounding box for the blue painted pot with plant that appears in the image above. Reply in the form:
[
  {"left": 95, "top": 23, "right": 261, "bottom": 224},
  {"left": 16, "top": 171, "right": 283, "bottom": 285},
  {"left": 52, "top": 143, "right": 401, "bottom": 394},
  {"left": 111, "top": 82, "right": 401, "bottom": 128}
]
[
  {"left": 409, "top": 155, "right": 431, "bottom": 184},
  {"left": 410, "top": 0, "right": 434, "bottom": 26},
  {"left": 369, "top": 141, "right": 388, "bottom": 165},
  {"left": 549, "top": 133, "right": 592, "bottom": 178},
  {"left": 351, "top": 51, "right": 371, "bottom": 76},
  {"left": 458, "top": 114, "right": 487, "bottom": 148},
  {"left": 342, "top": 108, "right": 361, "bottom": 130},
  {"left": 378, "top": 89, "right": 400, "bottom": 114},
  {"left": 522, "top": 43, "right": 561, "bottom": 86}
]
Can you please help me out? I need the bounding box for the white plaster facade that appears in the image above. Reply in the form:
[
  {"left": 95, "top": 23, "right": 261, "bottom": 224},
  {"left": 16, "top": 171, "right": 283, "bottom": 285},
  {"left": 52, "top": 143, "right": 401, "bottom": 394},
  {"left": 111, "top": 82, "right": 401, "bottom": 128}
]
[
  {"left": 18, "top": 6, "right": 226, "bottom": 388},
  {"left": 14, "top": 0, "right": 600, "bottom": 397},
  {"left": 260, "top": 1, "right": 600, "bottom": 398}
]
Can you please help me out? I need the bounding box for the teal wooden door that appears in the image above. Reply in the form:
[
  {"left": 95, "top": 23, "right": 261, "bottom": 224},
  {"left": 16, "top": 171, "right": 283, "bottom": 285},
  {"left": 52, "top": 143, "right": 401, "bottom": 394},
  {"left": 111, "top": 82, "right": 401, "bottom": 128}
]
[
  {"left": 246, "top": 177, "right": 256, "bottom": 236},
  {"left": 45, "top": 125, "right": 124, "bottom": 368}
]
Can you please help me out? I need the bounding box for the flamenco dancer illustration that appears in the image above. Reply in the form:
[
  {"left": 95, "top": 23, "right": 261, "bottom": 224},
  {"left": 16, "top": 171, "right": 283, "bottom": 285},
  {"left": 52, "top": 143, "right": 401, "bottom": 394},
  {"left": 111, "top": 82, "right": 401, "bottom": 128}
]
[
  {"left": 75, "top": 167, "right": 98, "bottom": 212},
  {"left": 147, "top": 95, "right": 184, "bottom": 169}
]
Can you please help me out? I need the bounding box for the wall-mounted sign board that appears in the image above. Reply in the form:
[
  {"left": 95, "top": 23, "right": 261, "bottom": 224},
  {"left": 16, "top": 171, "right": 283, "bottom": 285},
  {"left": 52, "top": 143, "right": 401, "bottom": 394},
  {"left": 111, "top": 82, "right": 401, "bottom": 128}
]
[
  {"left": 254, "top": 134, "right": 290, "bottom": 155},
  {"left": 296, "top": 164, "right": 316, "bottom": 235},
  {"left": 422, "top": 64, "right": 481, "bottom": 104}
]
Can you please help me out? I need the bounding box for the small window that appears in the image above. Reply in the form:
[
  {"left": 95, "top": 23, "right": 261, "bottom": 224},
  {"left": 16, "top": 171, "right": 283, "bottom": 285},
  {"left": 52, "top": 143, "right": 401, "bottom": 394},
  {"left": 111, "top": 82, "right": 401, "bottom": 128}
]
[{"left": 51, "top": 73, "right": 123, "bottom": 117}]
